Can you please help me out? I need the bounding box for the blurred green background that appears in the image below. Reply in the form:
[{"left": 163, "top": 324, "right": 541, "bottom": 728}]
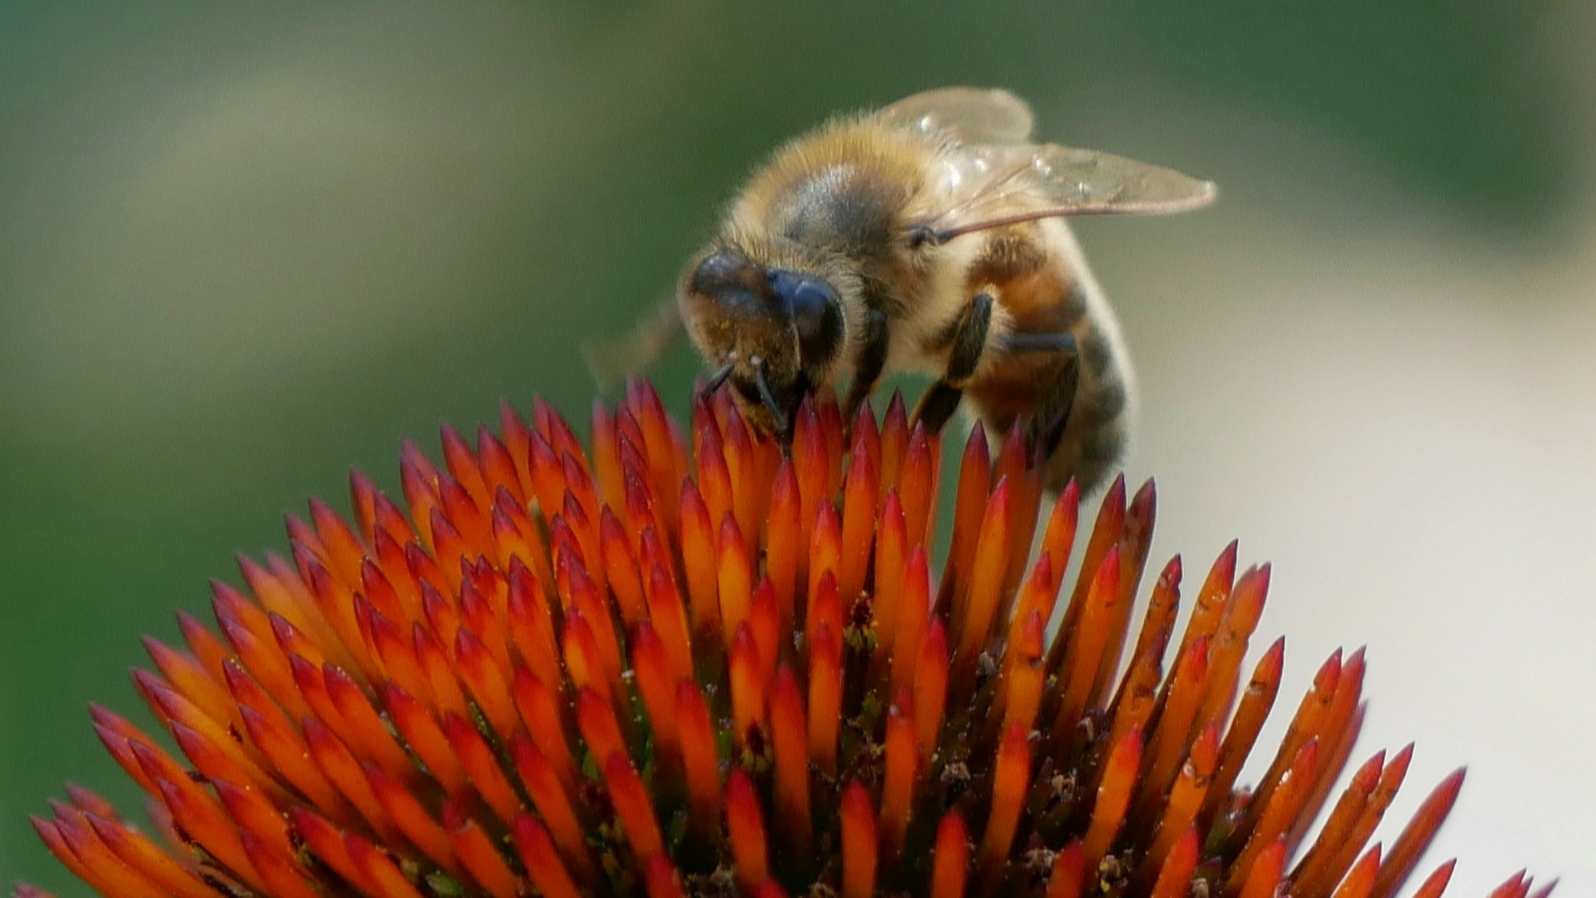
[{"left": 3, "top": 0, "right": 1593, "bottom": 894}]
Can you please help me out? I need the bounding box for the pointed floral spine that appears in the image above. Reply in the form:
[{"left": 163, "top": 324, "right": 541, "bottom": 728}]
[
  {"left": 631, "top": 623, "right": 681, "bottom": 764},
  {"left": 349, "top": 830, "right": 430, "bottom": 898},
  {"left": 1046, "top": 840, "right": 1085, "bottom": 898},
  {"left": 791, "top": 399, "right": 829, "bottom": 582},
  {"left": 696, "top": 422, "right": 736, "bottom": 542},
  {"left": 508, "top": 749, "right": 590, "bottom": 885},
  {"left": 719, "top": 513, "right": 755, "bottom": 650},
  {"left": 730, "top": 624, "right": 767, "bottom": 751},
  {"left": 1292, "top": 750, "right": 1386, "bottom": 890},
  {"left": 1296, "top": 648, "right": 1368, "bottom": 843},
  {"left": 727, "top": 401, "right": 769, "bottom": 548},
  {"left": 677, "top": 480, "right": 722, "bottom": 643},
  {"left": 1232, "top": 647, "right": 1341, "bottom": 847},
  {"left": 1050, "top": 474, "right": 1125, "bottom": 662},
  {"left": 677, "top": 681, "right": 722, "bottom": 842},
  {"left": 230, "top": 674, "right": 355, "bottom": 822},
  {"left": 838, "top": 427, "right": 878, "bottom": 603},
  {"left": 929, "top": 810, "right": 969, "bottom": 898},
  {"left": 79, "top": 811, "right": 215, "bottom": 898},
  {"left": 140, "top": 637, "right": 238, "bottom": 736},
  {"left": 890, "top": 547, "right": 932, "bottom": 700},
  {"left": 301, "top": 715, "right": 400, "bottom": 844},
  {"left": 1369, "top": 768, "right": 1466, "bottom": 898},
  {"left": 323, "top": 663, "right": 416, "bottom": 781},
  {"left": 1148, "top": 827, "right": 1199, "bottom": 898},
  {"left": 289, "top": 807, "right": 382, "bottom": 897},
  {"left": 1134, "top": 634, "right": 1211, "bottom": 816},
  {"left": 1000, "top": 610, "right": 1047, "bottom": 738},
  {"left": 879, "top": 690, "right": 917, "bottom": 857},
  {"left": 643, "top": 554, "right": 695, "bottom": 682},
  {"left": 45, "top": 807, "right": 167, "bottom": 898},
  {"left": 1082, "top": 727, "right": 1142, "bottom": 872},
  {"left": 645, "top": 854, "right": 689, "bottom": 898},
  {"left": 452, "top": 817, "right": 518, "bottom": 898},
  {"left": 952, "top": 477, "right": 1011, "bottom": 696},
  {"left": 914, "top": 621, "right": 949, "bottom": 763},
  {"left": 134, "top": 671, "right": 276, "bottom": 796},
  {"left": 939, "top": 425, "right": 992, "bottom": 616},
  {"left": 308, "top": 495, "right": 368, "bottom": 588},
  {"left": 151, "top": 775, "right": 263, "bottom": 891},
  {"left": 994, "top": 425, "right": 1044, "bottom": 613},
  {"left": 749, "top": 579, "right": 781, "bottom": 688},
  {"left": 1001, "top": 551, "right": 1058, "bottom": 687},
  {"left": 1052, "top": 547, "right": 1123, "bottom": 743},
  {"left": 605, "top": 752, "right": 665, "bottom": 861},
  {"left": 364, "top": 764, "right": 457, "bottom": 876},
  {"left": 1410, "top": 860, "right": 1457, "bottom": 898},
  {"left": 979, "top": 723, "right": 1031, "bottom": 893},
  {"left": 765, "top": 461, "right": 802, "bottom": 622},
  {"left": 771, "top": 666, "right": 812, "bottom": 852},
  {"left": 1203, "top": 637, "right": 1285, "bottom": 828},
  {"left": 1235, "top": 838, "right": 1286, "bottom": 898},
  {"left": 1136, "top": 724, "right": 1218, "bottom": 887},
  {"left": 513, "top": 816, "right": 584, "bottom": 898},
  {"left": 840, "top": 781, "right": 878, "bottom": 898},
  {"left": 1332, "top": 844, "right": 1383, "bottom": 898},
  {"left": 506, "top": 668, "right": 573, "bottom": 789},
  {"left": 725, "top": 769, "right": 770, "bottom": 889},
  {"left": 898, "top": 423, "right": 936, "bottom": 549},
  {"left": 600, "top": 508, "right": 648, "bottom": 625},
  {"left": 1228, "top": 738, "right": 1319, "bottom": 893},
  {"left": 477, "top": 422, "right": 524, "bottom": 504},
  {"left": 805, "top": 504, "right": 844, "bottom": 641},
  {"left": 441, "top": 711, "right": 521, "bottom": 828},
  {"left": 872, "top": 491, "right": 909, "bottom": 660},
  {"left": 175, "top": 606, "right": 237, "bottom": 689},
  {"left": 879, "top": 392, "right": 909, "bottom": 493},
  {"left": 1190, "top": 564, "right": 1271, "bottom": 741},
  {"left": 1314, "top": 743, "right": 1415, "bottom": 892},
  {"left": 808, "top": 621, "right": 844, "bottom": 775},
  {"left": 1088, "top": 478, "right": 1157, "bottom": 707},
  {"left": 31, "top": 817, "right": 108, "bottom": 898}
]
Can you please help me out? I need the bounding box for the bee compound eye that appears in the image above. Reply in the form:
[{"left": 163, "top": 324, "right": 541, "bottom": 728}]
[{"left": 770, "top": 270, "right": 843, "bottom": 367}]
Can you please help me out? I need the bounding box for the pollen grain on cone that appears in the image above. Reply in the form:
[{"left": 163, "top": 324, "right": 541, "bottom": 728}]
[{"left": 24, "top": 381, "right": 1541, "bottom": 898}]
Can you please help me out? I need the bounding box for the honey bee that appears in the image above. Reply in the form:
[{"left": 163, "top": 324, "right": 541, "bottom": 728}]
[{"left": 588, "top": 87, "right": 1215, "bottom": 493}]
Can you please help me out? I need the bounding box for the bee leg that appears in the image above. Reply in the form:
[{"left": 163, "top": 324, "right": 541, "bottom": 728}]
[
  {"left": 999, "top": 332, "right": 1077, "bottom": 355},
  {"left": 913, "top": 292, "right": 994, "bottom": 433},
  {"left": 842, "top": 308, "right": 890, "bottom": 420},
  {"left": 1025, "top": 353, "right": 1080, "bottom": 467}
]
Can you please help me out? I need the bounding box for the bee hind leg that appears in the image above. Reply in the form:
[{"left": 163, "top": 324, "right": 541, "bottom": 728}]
[
  {"left": 1024, "top": 353, "right": 1080, "bottom": 468},
  {"left": 912, "top": 292, "right": 994, "bottom": 433}
]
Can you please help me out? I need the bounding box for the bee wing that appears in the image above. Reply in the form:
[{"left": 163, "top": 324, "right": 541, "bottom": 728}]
[
  {"left": 918, "top": 143, "right": 1217, "bottom": 242},
  {"left": 581, "top": 293, "right": 683, "bottom": 392},
  {"left": 878, "top": 87, "right": 1035, "bottom": 144}
]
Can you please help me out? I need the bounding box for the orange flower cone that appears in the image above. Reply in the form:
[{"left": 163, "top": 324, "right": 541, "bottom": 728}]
[{"left": 22, "top": 381, "right": 1546, "bottom": 898}]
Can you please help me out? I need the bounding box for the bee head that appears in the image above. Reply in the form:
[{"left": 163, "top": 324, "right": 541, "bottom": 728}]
[{"left": 679, "top": 247, "right": 846, "bottom": 435}]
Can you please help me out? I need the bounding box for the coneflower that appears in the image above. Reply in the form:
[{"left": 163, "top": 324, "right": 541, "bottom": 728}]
[{"left": 22, "top": 381, "right": 1547, "bottom": 898}]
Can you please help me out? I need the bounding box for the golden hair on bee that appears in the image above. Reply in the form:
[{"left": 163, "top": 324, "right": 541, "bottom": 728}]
[{"left": 587, "top": 86, "right": 1215, "bottom": 493}]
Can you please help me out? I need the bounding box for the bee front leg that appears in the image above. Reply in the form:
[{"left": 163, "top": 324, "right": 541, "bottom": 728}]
[
  {"left": 912, "top": 292, "right": 994, "bottom": 433},
  {"left": 842, "top": 308, "right": 890, "bottom": 420}
]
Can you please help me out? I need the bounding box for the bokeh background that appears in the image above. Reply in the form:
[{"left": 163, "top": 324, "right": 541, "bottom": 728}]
[{"left": 3, "top": 1, "right": 1593, "bottom": 894}]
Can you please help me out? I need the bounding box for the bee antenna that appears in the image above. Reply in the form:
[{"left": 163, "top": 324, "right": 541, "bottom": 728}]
[
  {"left": 700, "top": 363, "right": 735, "bottom": 398},
  {"left": 751, "top": 365, "right": 790, "bottom": 435}
]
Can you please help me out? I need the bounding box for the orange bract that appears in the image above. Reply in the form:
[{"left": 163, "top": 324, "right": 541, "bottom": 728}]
[{"left": 25, "top": 381, "right": 1541, "bottom": 898}]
